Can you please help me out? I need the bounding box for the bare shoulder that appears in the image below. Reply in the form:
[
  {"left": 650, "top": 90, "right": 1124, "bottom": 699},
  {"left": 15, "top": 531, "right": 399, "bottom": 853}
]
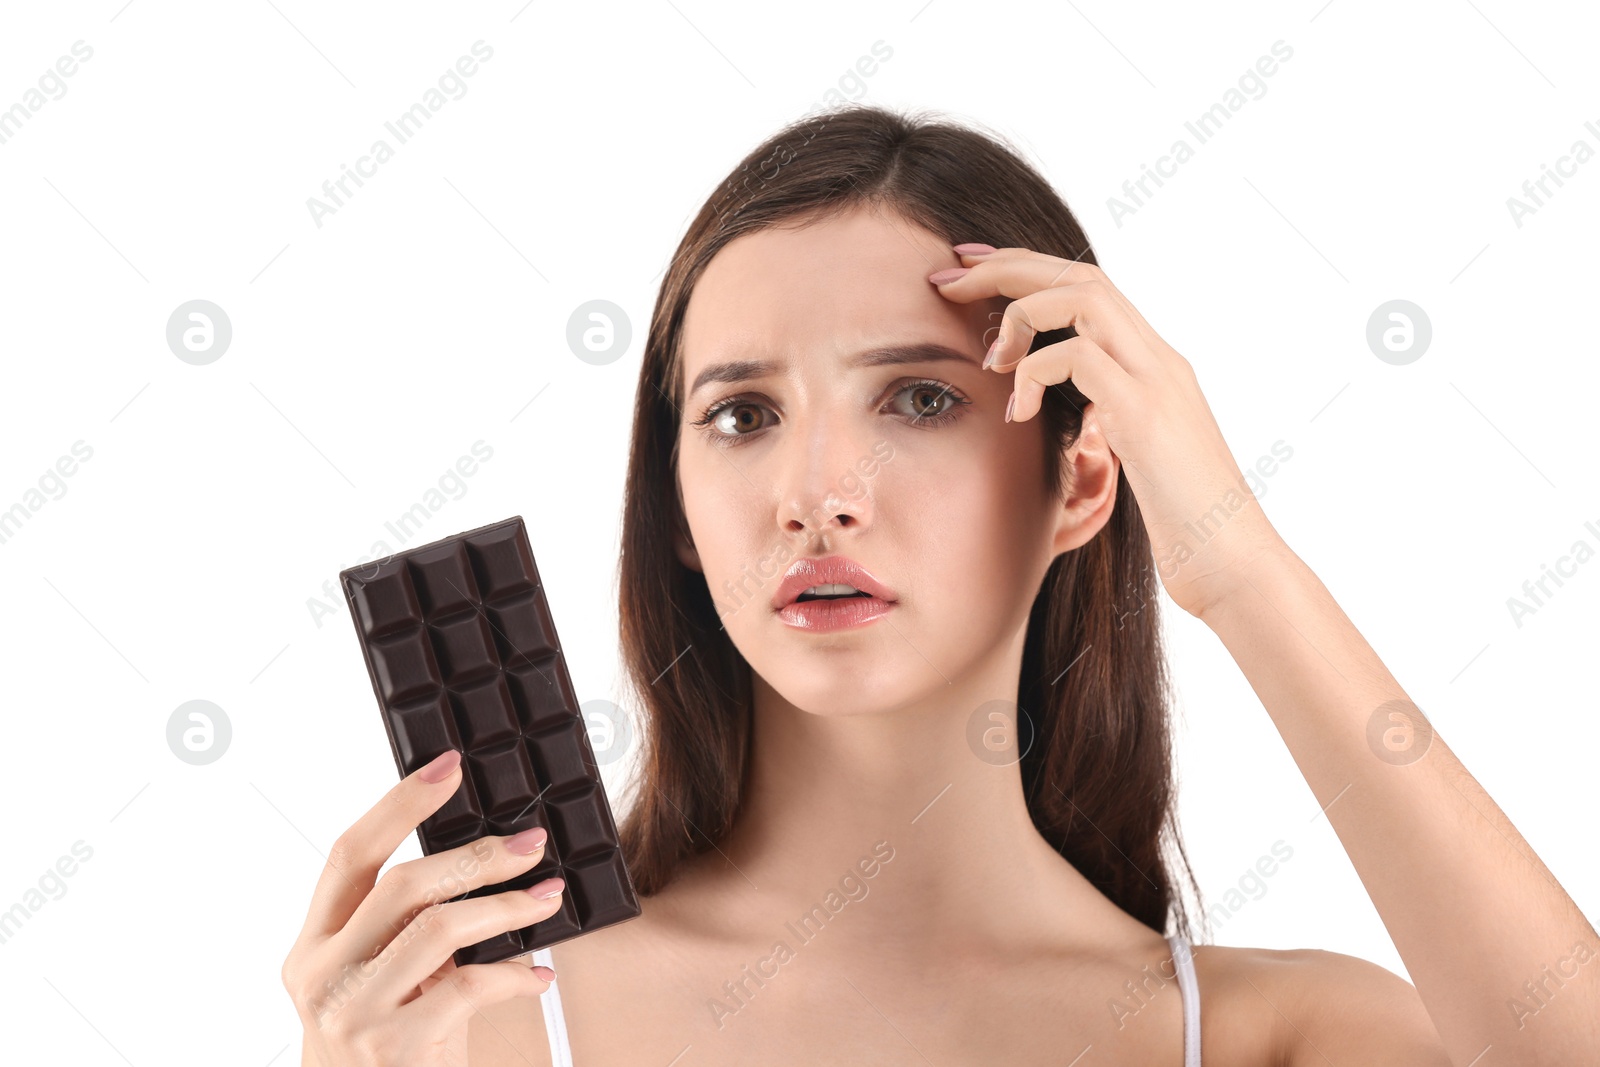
[
  {"left": 1195, "top": 942, "right": 1450, "bottom": 1065},
  {"left": 466, "top": 890, "right": 692, "bottom": 1067}
]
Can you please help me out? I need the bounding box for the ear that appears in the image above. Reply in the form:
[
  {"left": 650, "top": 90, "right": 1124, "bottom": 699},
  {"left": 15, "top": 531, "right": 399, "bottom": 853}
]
[{"left": 1050, "top": 403, "right": 1121, "bottom": 556}]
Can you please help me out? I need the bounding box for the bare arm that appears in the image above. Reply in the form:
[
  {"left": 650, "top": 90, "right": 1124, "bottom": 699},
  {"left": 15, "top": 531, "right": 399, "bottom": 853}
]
[
  {"left": 929, "top": 245, "right": 1598, "bottom": 1061},
  {"left": 1201, "top": 547, "right": 1599, "bottom": 1064}
]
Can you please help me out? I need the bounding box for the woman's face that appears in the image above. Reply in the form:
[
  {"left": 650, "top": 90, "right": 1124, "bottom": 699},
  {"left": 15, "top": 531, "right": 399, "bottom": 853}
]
[{"left": 674, "top": 205, "right": 1116, "bottom": 716}]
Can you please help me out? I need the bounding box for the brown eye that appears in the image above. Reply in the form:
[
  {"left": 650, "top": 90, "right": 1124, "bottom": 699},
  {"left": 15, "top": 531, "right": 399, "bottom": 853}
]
[
  {"left": 894, "top": 382, "right": 958, "bottom": 421},
  {"left": 912, "top": 386, "right": 949, "bottom": 417},
  {"left": 711, "top": 402, "right": 772, "bottom": 437}
]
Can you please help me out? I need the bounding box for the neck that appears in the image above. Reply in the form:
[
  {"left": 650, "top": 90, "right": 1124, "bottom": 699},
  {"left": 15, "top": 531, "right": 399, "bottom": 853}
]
[{"left": 667, "top": 635, "right": 1143, "bottom": 962}]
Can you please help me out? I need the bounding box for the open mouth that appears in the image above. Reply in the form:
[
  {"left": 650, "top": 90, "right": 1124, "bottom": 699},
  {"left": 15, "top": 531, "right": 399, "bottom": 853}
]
[
  {"left": 777, "top": 575, "right": 897, "bottom": 632},
  {"left": 795, "top": 584, "right": 874, "bottom": 602}
]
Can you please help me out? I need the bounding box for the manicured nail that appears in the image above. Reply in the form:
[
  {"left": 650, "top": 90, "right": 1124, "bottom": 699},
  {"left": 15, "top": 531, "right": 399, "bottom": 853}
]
[
  {"left": 528, "top": 877, "right": 566, "bottom": 899},
  {"left": 953, "top": 242, "right": 996, "bottom": 255},
  {"left": 983, "top": 340, "right": 1000, "bottom": 369},
  {"left": 532, "top": 965, "right": 557, "bottom": 981},
  {"left": 927, "top": 267, "right": 970, "bottom": 285},
  {"left": 418, "top": 749, "right": 462, "bottom": 783},
  {"left": 505, "top": 827, "right": 549, "bottom": 854},
  {"left": 1004, "top": 391, "right": 1016, "bottom": 423}
]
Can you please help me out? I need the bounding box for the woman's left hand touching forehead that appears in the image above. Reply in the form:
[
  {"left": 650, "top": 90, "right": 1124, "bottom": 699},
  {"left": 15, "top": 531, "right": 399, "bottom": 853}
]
[{"left": 929, "top": 243, "right": 1287, "bottom": 622}]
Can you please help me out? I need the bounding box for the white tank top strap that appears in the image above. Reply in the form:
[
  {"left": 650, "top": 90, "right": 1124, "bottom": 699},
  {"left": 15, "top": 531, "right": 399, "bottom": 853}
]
[
  {"left": 530, "top": 946, "right": 574, "bottom": 1067},
  {"left": 1164, "top": 933, "right": 1202, "bottom": 1067}
]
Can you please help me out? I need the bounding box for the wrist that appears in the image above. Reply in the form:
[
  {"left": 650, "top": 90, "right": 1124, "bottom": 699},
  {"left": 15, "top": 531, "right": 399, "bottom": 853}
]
[{"left": 1193, "top": 542, "right": 1309, "bottom": 630}]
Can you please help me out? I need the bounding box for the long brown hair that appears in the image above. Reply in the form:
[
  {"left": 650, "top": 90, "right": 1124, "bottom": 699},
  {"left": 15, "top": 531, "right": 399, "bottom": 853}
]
[{"left": 615, "top": 103, "right": 1202, "bottom": 942}]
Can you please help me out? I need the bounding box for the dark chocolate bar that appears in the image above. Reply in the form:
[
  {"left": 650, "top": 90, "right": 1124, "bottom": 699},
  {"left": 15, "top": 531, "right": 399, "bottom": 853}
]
[{"left": 340, "top": 516, "right": 640, "bottom": 966}]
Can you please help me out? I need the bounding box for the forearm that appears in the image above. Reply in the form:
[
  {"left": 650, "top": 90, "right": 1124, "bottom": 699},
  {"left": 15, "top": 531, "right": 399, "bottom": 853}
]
[{"left": 1199, "top": 548, "right": 1599, "bottom": 1062}]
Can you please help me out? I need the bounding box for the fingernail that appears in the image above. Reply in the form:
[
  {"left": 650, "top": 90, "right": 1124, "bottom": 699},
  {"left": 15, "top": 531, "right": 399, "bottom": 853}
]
[
  {"left": 927, "top": 267, "right": 970, "bottom": 285},
  {"left": 418, "top": 749, "right": 462, "bottom": 783},
  {"left": 532, "top": 965, "right": 557, "bottom": 981},
  {"left": 953, "top": 242, "right": 996, "bottom": 255},
  {"left": 528, "top": 877, "right": 566, "bottom": 899},
  {"left": 505, "top": 827, "right": 549, "bottom": 854},
  {"left": 983, "top": 338, "right": 1002, "bottom": 368},
  {"left": 1004, "top": 391, "right": 1016, "bottom": 423}
]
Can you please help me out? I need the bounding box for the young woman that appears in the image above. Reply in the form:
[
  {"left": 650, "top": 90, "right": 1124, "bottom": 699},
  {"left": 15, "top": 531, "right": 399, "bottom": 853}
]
[{"left": 283, "top": 105, "right": 1598, "bottom": 1065}]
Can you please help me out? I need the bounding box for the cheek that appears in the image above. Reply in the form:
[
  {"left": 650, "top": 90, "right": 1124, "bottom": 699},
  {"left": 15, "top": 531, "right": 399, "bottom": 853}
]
[
  {"left": 679, "top": 448, "right": 784, "bottom": 605},
  {"left": 679, "top": 423, "right": 1051, "bottom": 635},
  {"left": 883, "top": 430, "right": 1044, "bottom": 553},
  {"left": 881, "top": 430, "right": 1055, "bottom": 632}
]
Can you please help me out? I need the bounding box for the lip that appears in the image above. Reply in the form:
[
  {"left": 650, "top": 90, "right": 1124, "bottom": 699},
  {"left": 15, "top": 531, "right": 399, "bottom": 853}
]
[
  {"left": 772, "top": 556, "right": 899, "bottom": 610},
  {"left": 772, "top": 556, "right": 899, "bottom": 632},
  {"left": 776, "top": 595, "right": 897, "bottom": 632}
]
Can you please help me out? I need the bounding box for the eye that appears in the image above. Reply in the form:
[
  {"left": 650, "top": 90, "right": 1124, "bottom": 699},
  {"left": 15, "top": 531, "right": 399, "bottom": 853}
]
[
  {"left": 699, "top": 400, "right": 774, "bottom": 440},
  {"left": 889, "top": 379, "right": 966, "bottom": 423},
  {"left": 690, "top": 378, "right": 970, "bottom": 449}
]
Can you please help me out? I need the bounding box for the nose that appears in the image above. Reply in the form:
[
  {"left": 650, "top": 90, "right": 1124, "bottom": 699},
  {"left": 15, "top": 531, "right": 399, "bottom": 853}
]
[{"left": 775, "top": 413, "right": 876, "bottom": 540}]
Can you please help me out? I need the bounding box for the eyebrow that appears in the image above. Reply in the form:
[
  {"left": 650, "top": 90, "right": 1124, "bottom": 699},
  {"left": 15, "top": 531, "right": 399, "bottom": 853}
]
[{"left": 688, "top": 341, "right": 976, "bottom": 398}]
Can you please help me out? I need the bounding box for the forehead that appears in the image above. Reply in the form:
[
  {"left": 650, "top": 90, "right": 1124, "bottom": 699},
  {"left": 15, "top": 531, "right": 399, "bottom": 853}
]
[{"left": 681, "top": 206, "right": 995, "bottom": 363}]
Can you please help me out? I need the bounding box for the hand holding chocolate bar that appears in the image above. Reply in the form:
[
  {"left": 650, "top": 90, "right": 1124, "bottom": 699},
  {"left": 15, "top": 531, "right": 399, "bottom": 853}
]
[
  {"left": 281, "top": 517, "right": 643, "bottom": 1063},
  {"left": 336, "top": 516, "right": 640, "bottom": 965},
  {"left": 280, "top": 749, "right": 563, "bottom": 1065}
]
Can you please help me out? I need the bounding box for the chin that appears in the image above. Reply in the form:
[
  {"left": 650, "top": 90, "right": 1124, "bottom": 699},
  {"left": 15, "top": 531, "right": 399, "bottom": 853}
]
[{"left": 758, "top": 662, "right": 926, "bottom": 718}]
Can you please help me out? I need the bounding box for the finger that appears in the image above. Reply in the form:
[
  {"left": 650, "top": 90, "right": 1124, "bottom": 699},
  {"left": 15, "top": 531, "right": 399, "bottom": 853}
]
[
  {"left": 932, "top": 252, "right": 1158, "bottom": 376},
  {"left": 335, "top": 827, "right": 551, "bottom": 966},
  {"left": 953, "top": 247, "right": 1159, "bottom": 350},
  {"left": 956, "top": 244, "right": 1092, "bottom": 289},
  {"left": 1008, "top": 333, "right": 1137, "bottom": 426},
  {"left": 364, "top": 878, "right": 567, "bottom": 1003},
  {"left": 950, "top": 246, "right": 1124, "bottom": 312},
  {"left": 405, "top": 958, "right": 556, "bottom": 1033},
  {"left": 984, "top": 280, "right": 1159, "bottom": 380},
  {"left": 415, "top": 956, "right": 457, "bottom": 998},
  {"left": 296, "top": 749, "right": 466, "bottom": 943}
]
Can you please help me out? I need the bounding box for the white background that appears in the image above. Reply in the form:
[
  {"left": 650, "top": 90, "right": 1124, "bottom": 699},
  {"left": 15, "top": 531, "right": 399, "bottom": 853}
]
[{"left": 1, "top": 1, "right": 1596, "bottom": 1063}]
